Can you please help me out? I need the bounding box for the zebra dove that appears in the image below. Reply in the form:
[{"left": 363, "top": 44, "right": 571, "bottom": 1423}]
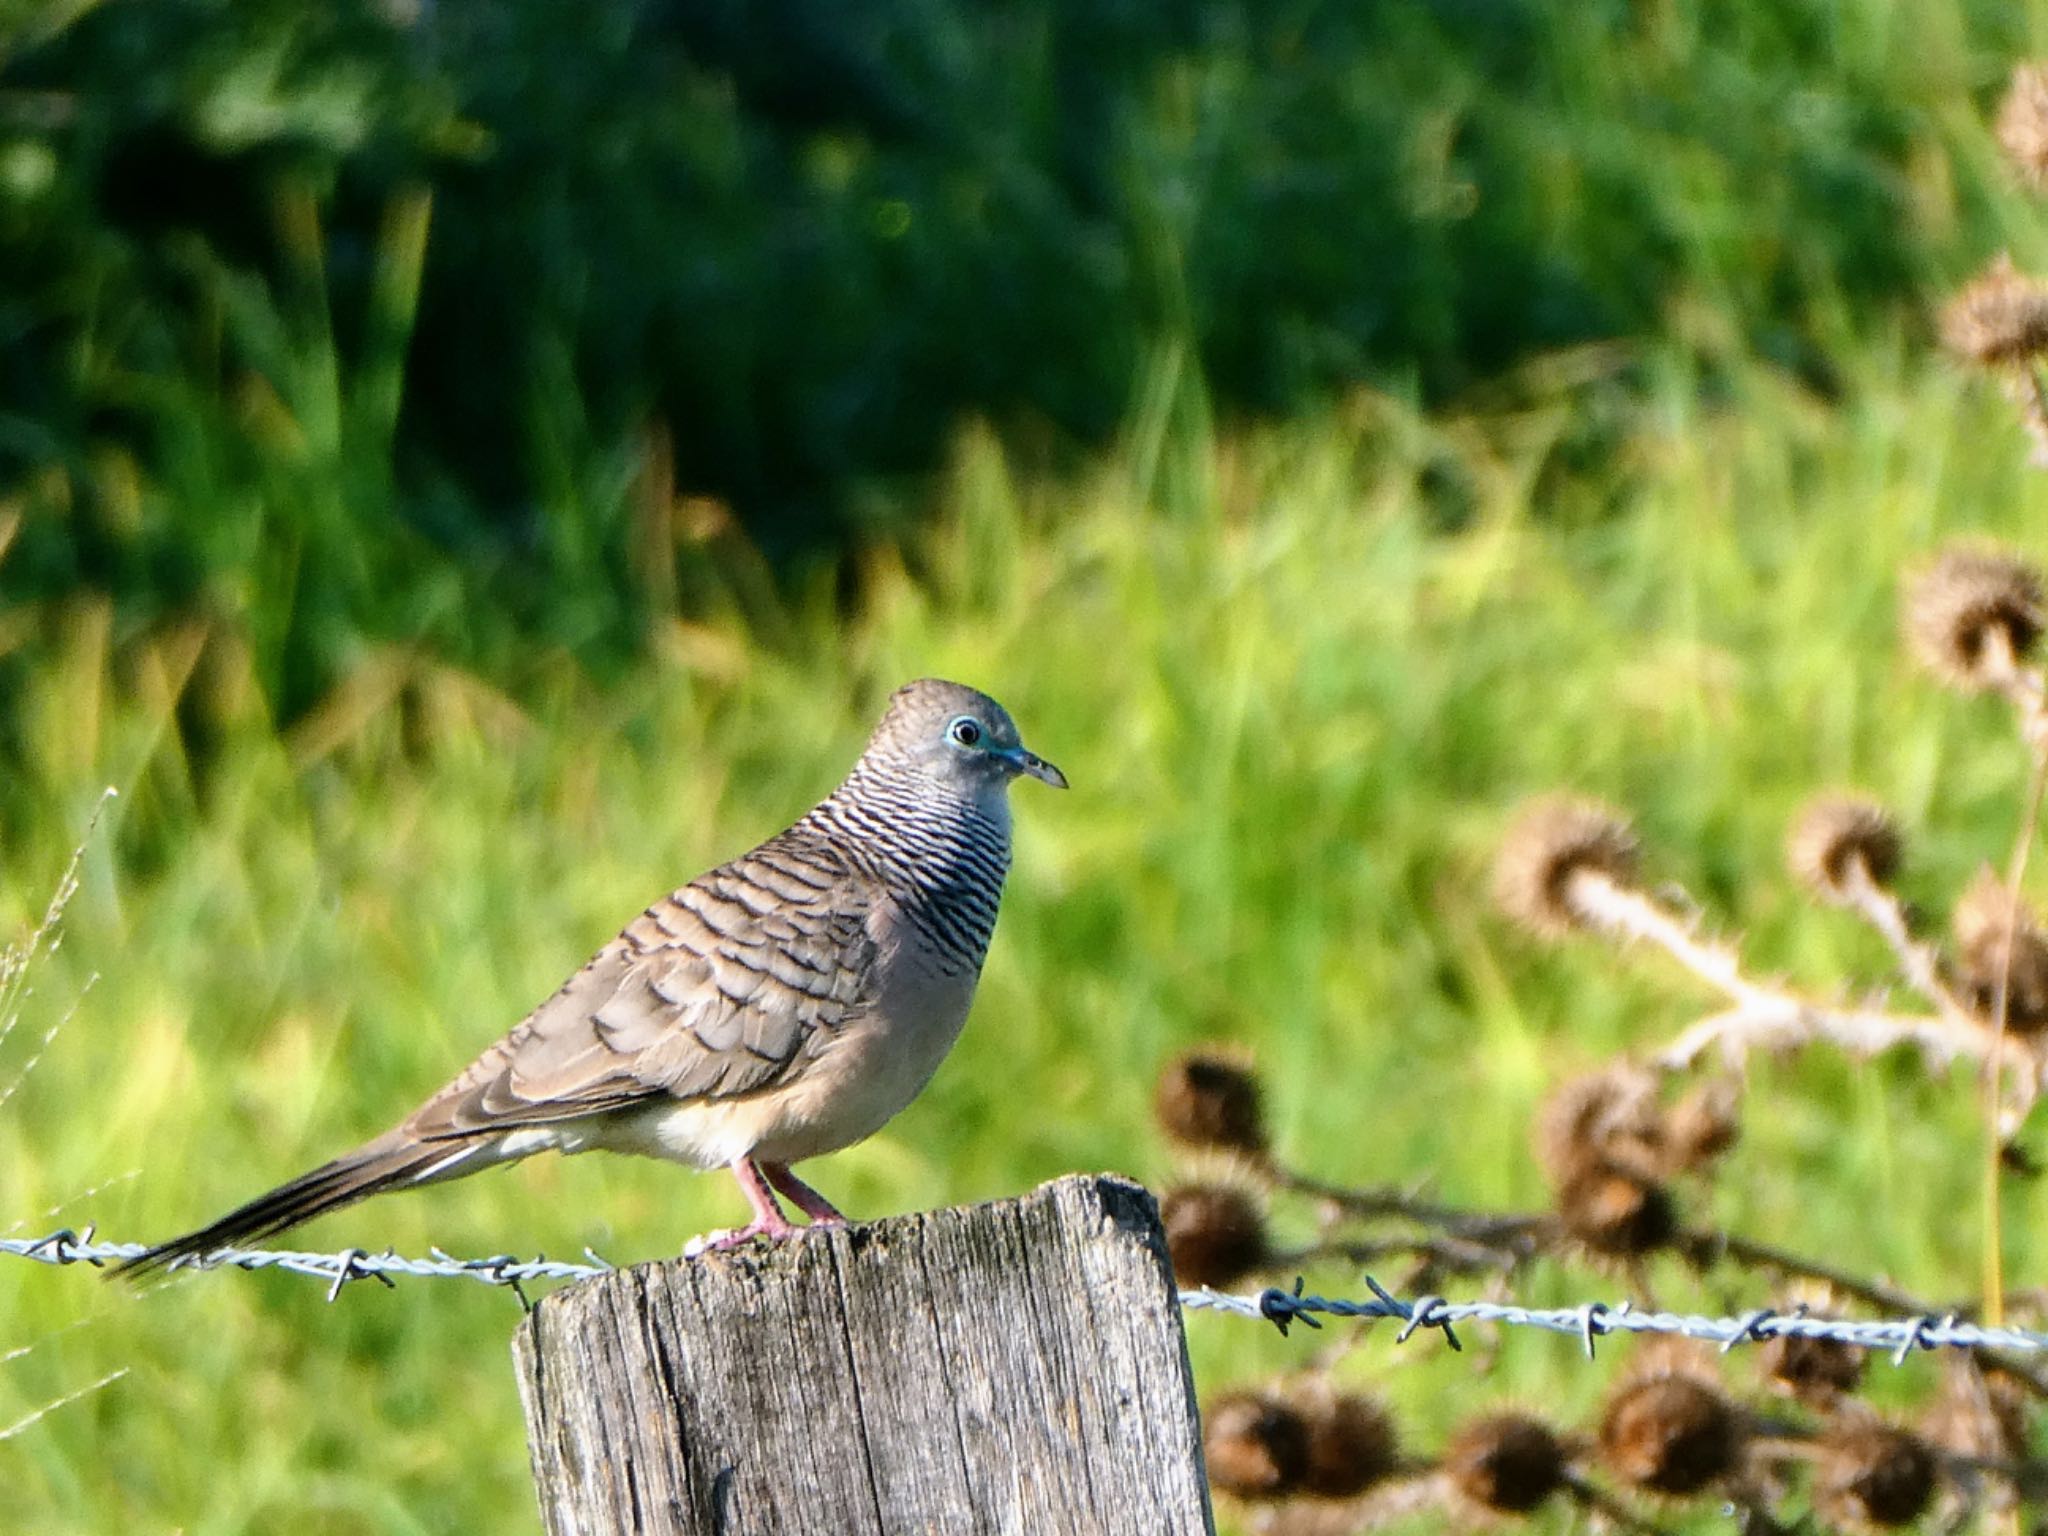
[{"left": 118, "top": 678, "right": 1064, "bottom": 1277}]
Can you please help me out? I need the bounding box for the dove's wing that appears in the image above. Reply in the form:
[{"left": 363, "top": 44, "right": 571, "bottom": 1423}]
[{"left": 407, "top": 829, "right": 885, "bottom": 1139}]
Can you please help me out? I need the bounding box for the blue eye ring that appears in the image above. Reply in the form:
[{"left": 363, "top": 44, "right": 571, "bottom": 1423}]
[{"left": 947, "top": 716, "right": 984, "bottom": 747}]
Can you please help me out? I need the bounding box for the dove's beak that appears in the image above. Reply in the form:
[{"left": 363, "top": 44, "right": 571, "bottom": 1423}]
[{"left": 1007, "top": 748, "right": 1068, "bottom": 789}]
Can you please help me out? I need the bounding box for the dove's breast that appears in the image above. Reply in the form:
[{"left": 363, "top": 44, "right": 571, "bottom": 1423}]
[{"left": 608, "top": 797, "right": 1014, "bottom": 1171}]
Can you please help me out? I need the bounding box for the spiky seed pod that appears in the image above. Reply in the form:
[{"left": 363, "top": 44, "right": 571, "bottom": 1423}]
[
  {"left": 1535, "top": 1066, "right": 1665, "bottom": 1185},
  {"left": 1998, "top": 64, "right": 2048, "bottom": 190},
  {"left": 1787, "top": 796, "right": 1903, "bottom": 904},
  {"left": 1813, "top": 1416, "right": 1939, "bottom": 1530},
  {"left": 1154, "top": 1049, "right": 1268, "bottom": 1156},
  {"left": 1160, "top": 1182, "right": 1269, "bottom": 1288},
  {"left": 1759, "top": 1332, "right": 1865, "bottom": 1407},
  {"left": 1494, "top": 797, "right": 1640, "bottom": 938},
  {"left": 1924, "top": 1360, "right": 2033, "bottom": 1462},
  {"left": 1598, "top": 1375, "right": 1744, "bottom": 1496},
  {"left": 1951, "top": 867, "right": 2048, "bottom": 1035},
  {"left": 1941, "top": 256, "right": 2048, "bottom": 370},
  {"left": 1555, "top": 1162, "right": 1676, "bottom": 1257},
  {"left": 1204, "top": 1390, "right": 1310, "bottom": 1500},
  {"left": 1444, "top": 1413, "right": 1569, "bottom": 1515},
  {"left": 1291, "top": 1383, "right": 1399, "bottom": 1498},
  {"left": 1663, "top": 1077, "right": 1742, "bottom": 1175},
  {"left": 1905, "top": 546, "right": 2046, "bottom": 691},
  {"left": 1629, "top": 1335, "right": 1724, "bottom": 1386}
]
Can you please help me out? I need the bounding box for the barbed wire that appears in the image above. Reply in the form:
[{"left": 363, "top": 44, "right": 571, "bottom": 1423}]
[
  {"left": 7, "top": 1224, "right": 2048, "bottom": 1366},
  {"left": 0, "top": 1228, "right": 610, "bottom": 1307},
  {"left": 1179, "top": 1276, "right": 2048, "bottom": 1365}
]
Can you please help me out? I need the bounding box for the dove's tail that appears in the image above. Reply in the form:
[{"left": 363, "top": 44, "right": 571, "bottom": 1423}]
[{"left": 110, "top": 1131, "right": 498, "bottom": 1283}]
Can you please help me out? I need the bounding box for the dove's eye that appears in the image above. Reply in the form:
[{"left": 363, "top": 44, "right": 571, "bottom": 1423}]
[{"left": 947, "top": 716, "right": 984, "bottom": 748}]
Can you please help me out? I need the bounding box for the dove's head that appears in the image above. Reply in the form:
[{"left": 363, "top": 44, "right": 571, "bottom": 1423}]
[{"left": 862, "top": 678, "right": 1067, "bottom": 798}]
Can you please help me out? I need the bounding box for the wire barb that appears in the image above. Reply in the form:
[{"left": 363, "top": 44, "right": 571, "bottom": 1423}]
[
  {"left": 1179, "top": 1279, "right": 2048, "bottom": 1362},
  {"left": 12, "top": 1229, "right": 2048, "bottom": 1366},
  {"left": 0, "top": 1231, "right": 610, "bottom": 1290}
]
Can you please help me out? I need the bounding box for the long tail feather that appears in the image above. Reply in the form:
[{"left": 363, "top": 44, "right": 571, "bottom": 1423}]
[{"left": 111, "top": 1134, "right": 488, "bottom": 1283}]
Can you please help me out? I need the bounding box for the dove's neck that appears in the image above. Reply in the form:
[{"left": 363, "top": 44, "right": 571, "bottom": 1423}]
[{"left": 808, "top": 759, "right": 1014, "bottom": 974}]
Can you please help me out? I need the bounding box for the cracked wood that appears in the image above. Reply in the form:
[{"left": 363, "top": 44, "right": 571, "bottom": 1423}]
[{"left": 513, "top": 1173, "right": 1215, "bottom": 1535}]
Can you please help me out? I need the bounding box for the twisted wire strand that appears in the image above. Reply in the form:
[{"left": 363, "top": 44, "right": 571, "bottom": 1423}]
[
  {"left": 5, "top": 1226, "right": 2044, "bottom": 1364},
  {"left": 0, "top": 1229, "right": 610, "bottom": 1305},
  {"left": 1179, "top": 1277, "right": 2037, "bottom": 1365}
]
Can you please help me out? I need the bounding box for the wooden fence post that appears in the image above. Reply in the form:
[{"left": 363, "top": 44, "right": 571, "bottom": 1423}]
[{"left": 512, "top": 1172, "right": 1215, "bottom": 1535}]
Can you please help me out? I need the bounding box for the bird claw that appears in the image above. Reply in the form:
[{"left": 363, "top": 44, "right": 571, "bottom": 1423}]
[{"left": 684, "top": 1219, "right": 797, "bottom": 1258}]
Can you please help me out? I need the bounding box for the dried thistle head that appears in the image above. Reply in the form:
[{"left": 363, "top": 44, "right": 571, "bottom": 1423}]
[
  {"left": 1159, "top": 1182, "right": 1269, "bottom": 1289},
  {"left": 1628, "top": 1334, "right": 1723, "bottom": 1386},
  {"left": 1905, "top": 545, "right": 2045, "bottom": 691},
  {"left": 1663, "top": 1076, "right": 1742, "bottom": 1175},
  {"left": 1941, "top": 255, "right": 2048, "bottom": 370},
  {"left": 1598, "top": 1373, "right": 1744, "bottom": 1497},
  {"left": 1444, "top": 1413, "right": 1569, "bottom": 1516},
  {"left": 1154, "top": 1048, "right": 1268, "bottom": 1156},
  {"left": 1924, "top": 1359, "right": 2033, "bottom": 1462},
  {"left": 1291, "top": 1382, "right": 1399, "bottom": 1498},
  {"left": 1536, "top": 1066, "right": 1665, "bottom": 1184},
  {"left": 1758, "top": 1332, "right": 1865, "bottom": 1408},
  {"left": 1813, "top": 1413, "right": 1939, "bottom": 1530},
  {"left": 1951, "top": 866, "right": 2048, "bottom": 1035},
  {"left": 1555, "top": 1162, "right": 1676, "bottom": 1258},
  {"left": 1204, "top": 1390, "right": 1310, "bottom": 1500},
  {"left": 1787, "top": 795, "right": 1903, "bottom": 904},
  {"left": 1494, "top": 797, "right": 1640, "bottom": 938},
  {"left": 1998, "top": 64, "right": 2048, "bottom": 190}
]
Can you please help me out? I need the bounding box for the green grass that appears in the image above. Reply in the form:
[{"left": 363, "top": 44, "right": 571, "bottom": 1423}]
[
  {"left": 12, "top": 0, "right": 2048, "bottom": 692},
  {"left": 6, "top": 345, "right": 2048, "bottom": 1530}
]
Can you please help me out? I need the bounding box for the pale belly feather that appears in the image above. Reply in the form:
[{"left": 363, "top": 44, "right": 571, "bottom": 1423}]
[{"left": 574, "top": 937, "right": 983, "bottom": 1171}]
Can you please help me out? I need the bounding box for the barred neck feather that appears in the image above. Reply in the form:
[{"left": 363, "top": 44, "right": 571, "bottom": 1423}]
[{"left": 806, "top": 758, "right": 1013, "bottom": 976}]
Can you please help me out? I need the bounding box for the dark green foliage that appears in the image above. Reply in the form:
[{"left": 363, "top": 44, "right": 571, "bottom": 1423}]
[{"left": 0, "top": 0, "right": 2032, "bottom": 720}]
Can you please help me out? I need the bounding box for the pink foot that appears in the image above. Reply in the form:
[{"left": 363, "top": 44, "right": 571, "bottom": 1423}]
[
  {"left": 688, "top": 1157, "right": 799, "bottom": 1253},
  {"left": 705, "top": 1217, "right": 792, "bottom": 1251},
  {"left": 763, "top": 1162, "right": 850, "bottom": 1227}
]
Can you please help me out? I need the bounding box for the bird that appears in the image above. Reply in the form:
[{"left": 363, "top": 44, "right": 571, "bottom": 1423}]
[{"left": 116, "top": 678, "right": 1065, "bottom": 1279}]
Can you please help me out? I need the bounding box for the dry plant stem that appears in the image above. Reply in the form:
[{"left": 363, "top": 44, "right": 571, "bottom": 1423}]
[
  {"left": 1274, "top": 1231, "right": 1537, "bottom": 1279},
  {"left": 1836, "top": 861, "right": 2047, "bottom": 1311},
  {"left": 1268, "top": 1158, "right": 2048, "bottom": 1398},
  {"left": 1753, "top": 1434, "right": 2040, "bottom": 1502},
  {"left": 1270, "top": 1165, "right": 1422, "bottom": 1217},
  {"left": 1276, "top": 1160, "right": 1897, "bottom": 1307},
  {"left": 1658, "top": 999, "right": 1981, "bottom": 1070},
  {"left": 1840, "top": 864, "right": 1976, "bottom": 1028},
  {"left": 1692, "top": 1227, "right": 2048, "bottom": 1401},
  {"left": 1563, "top": 869, "right": 1989, "bottom": 1068},
  {"left": 1567, "top": 868, "right": 1773, "bottom": 1005},
  {"left": 0, "top": 979, "right": 95, "bottom": 1113},
  {"left": 0, "top": 1367, "right": 128, "bottom": 1444},
  {"left": 1271, "top": 1167, "right": 1547, "bottom": 1244},
  {"left": 1674, "top": 1226, "right": 2048, "bottom": 1405},
  {"left": 2006, "top": 368, "right": 2048, "bottom": 473},
  {"left": 1993, "top": 1285, "right": 2048, "bottom": 1320},
  {"left": 1979, "top": 631, "right": 2048, "bottom": 1329},
  {"left": 1678, "top": 1228, "right": 1931, "bottom": 1318},
  {"left": 0, "top": 787, "right": 113, "bottom": 1056}
]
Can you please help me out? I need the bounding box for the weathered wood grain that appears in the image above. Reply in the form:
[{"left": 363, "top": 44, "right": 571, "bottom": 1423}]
[{"left": 513, "top": 1172, "right": 1214, "bottom": 1535}]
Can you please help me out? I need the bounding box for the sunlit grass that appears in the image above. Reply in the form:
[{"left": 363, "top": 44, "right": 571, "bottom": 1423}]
[{"left": 5, "top": 350, "right": 2048, "bottom": 1530}]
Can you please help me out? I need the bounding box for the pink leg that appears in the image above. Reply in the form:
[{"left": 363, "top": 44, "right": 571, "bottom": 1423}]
[
  {"left": 709, "top": 1157, "right": 797, "bottom": 1249},
  {"left": 763, "top": 1163, "right": 849, "bottom": 1226}
]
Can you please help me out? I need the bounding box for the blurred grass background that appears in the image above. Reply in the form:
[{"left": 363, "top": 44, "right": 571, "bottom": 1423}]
[{"left": 7, "top": 0, "right": 2048, "bottom": 1531}]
